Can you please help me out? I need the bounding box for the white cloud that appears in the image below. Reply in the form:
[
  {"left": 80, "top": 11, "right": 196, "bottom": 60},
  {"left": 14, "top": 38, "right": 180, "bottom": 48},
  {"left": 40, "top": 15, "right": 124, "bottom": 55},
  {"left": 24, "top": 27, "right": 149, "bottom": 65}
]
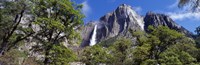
[
  {"left": 167, "top": 11, "right": 200, "bottom": 21},
  {"left": 133, "top": 6, "right": 142, "bottom": 14},
  {"left": 166, "top": 0, "right": 200, "bottom": 21},
  {"left": 81, "top": 1, "right": 91, "bottom": 17}
]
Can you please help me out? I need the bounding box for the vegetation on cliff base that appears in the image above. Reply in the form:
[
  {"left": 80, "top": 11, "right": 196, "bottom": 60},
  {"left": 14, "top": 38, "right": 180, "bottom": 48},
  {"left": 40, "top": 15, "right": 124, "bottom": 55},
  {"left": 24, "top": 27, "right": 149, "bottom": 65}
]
[{"left": 81, "top": 26, "right": 200, "bottom": 65}]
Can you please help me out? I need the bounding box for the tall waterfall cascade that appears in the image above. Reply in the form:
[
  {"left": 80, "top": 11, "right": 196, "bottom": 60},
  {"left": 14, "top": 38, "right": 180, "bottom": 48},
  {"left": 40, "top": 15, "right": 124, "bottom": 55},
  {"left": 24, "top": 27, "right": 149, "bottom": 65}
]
[{"left": 89, "top": 25, "right": 97, "bottom": 46}]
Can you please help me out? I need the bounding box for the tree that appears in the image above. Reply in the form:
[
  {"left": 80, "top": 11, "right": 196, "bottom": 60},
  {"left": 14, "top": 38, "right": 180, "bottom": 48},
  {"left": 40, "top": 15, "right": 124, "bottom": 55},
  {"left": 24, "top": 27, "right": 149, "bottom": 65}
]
[
  {"left": 132, "top": 43, "right": 151, "bottom": 65},
  {"left": 81, "top": 38, "right": 134, "bottom": 65},
  {"left": 0, "top": 0, "right": 34, "bottom": 55},
  {"left": 108, "top": 38, "right": 133, "bottom": 65},
  {"left": 81, "top": 45, "right": 113, "bottom": 65},
  {"left": 48, "top": 44, "right": 77, "bottom": 65},
  {"left": 0, "top": 0, "right": 83, "bottom": 64},
  {"left": 131, "top": 26, "right": 198, "bottom": 65},
  {"left": 29, "top": 0, "right": 84, "bottom": 64},
  {"left": 159, "top": 43, "right": 199, "bottom": 65},
  {"left": 158, "top": 51, "right": 183, "bottom": 65}
]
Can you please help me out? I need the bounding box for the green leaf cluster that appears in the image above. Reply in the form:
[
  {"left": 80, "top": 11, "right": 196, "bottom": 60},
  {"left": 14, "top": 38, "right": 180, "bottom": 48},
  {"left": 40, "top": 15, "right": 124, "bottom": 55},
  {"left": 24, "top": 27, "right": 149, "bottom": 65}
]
[{"left": 131, "top": 26, "right": 200, "bottom": 65}]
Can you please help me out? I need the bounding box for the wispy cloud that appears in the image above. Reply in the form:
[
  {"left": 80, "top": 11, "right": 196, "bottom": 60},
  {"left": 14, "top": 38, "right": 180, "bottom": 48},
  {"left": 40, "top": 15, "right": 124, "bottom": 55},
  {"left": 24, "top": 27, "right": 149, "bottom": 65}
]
[
  {"left": 166, "top": 0, "right": 200, "bottom": 21},
  {"left": 133, "top": 6, "right": 142, "bottom": 14},
  {"left": 168, "top": 0, "right": 179, "bottom": 9},
  {"left": 81, "top": 1, "right": 91, "bottom": 17},
  {"left": 133, "top": 6, "right": 142, "bottom": 12},
  {"left": 167, "top": 12, "right": 200, "bottom": 21}
]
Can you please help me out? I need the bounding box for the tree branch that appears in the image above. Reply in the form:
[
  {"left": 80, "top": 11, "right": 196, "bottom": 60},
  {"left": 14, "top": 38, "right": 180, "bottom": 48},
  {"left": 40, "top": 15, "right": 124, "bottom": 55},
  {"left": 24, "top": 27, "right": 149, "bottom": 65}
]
[{"left": 7, "top": 32, "right": 34, "bottom": 51}]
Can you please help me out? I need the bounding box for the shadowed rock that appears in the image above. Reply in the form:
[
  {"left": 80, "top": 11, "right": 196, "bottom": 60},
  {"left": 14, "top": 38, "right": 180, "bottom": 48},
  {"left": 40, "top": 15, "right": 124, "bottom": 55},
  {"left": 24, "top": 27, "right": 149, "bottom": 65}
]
[{"left": 144, "top": 12, "right": 193, "bottom": 37}]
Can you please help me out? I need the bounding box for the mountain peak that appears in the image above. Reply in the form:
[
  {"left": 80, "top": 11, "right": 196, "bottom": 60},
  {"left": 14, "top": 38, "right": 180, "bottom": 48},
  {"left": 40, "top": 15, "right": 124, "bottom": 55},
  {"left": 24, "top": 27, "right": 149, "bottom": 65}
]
[
  {"left": 115, "top": 4, "right": 137, "bottom": 18},
  {"left": 118, "top": 4, "right": 131, "bottom": 8},
  {"left": 144, "top": 11, "right": 193, "bottom": 37},
  {"left": 146, "top": 11, "right": 156, "bottom": 15},
  {"left": 81, "top": 4, "right": 193, "bottom": 47}
]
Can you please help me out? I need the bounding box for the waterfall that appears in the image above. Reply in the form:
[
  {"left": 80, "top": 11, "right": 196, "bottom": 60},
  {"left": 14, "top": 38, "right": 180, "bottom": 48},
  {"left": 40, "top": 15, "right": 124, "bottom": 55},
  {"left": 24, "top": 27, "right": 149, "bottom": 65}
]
[{"left": 89, "top": 25, "right": 97, "bottom": 46}]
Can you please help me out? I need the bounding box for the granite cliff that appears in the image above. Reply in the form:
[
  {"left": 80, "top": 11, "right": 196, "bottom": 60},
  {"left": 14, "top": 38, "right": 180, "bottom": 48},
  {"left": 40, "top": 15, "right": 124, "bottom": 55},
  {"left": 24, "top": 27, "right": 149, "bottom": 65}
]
[{"left": 80, "top": 4, "right": 193, "bottom": 47}]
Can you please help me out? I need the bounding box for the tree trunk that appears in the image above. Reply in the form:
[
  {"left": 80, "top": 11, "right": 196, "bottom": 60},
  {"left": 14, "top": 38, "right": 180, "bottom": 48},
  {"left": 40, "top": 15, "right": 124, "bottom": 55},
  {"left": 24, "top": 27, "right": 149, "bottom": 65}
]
[
  {"left": 44, "top": 44, "right": 53, "bottom": 65},
  {"left": 0, "top": 40, "right": 8, "bottom": 56}
]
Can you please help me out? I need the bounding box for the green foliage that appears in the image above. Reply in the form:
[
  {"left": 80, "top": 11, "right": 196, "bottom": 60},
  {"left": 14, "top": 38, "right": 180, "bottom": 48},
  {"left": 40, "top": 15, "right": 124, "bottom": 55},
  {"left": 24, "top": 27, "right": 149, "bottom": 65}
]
[
  {"left": 159, "top": 43, "right": 199, "bottom": 65},
  {"left": 89, "top": 26, "right": 199, "bottom": 65},
  {"left": 130, "top": 29, "right": 148, "bottom": 45},
  {"left": 81, "top": 38, "right": 133, "bottom": 65},
  {"left": 81, "top": 45, "right": 113, "bottom": 65},
  {"left": 48, "top": 44, "right": 77, "bottom": 65},
  {"left": 98, "top": 37, "right": 118, "bottom": 47},
  {"left": 131, "top": 26, "right": 199, "bottom": 65},
  {"left": 109, "top": 38, "right": 132, "bottom": 53},
  {"left": 107, "top": 38, "right": 133, "bottom": 64},
  {"left": 0, "top": 0, "right": 34, "bottom": 54},
  {"left": 1, "top": 0, "right": 84, "bottom": 64},
  {"left": 141, "top": 59, "right": 158, "bottom": 65},
  {"left": 29, "top": 0, "right": 84, "bottom": 64},
  {"left": 132, "top": 43, "right": 151, "bottom": 64},
  {"left": 31, "top": 0, "right": 84, "bottom": 44},
  {"left": 148, "top": 26, "right": 186, "bottom": 51},
  {"left": 159, "top": 51, "right": 183, "bottom": 65}
]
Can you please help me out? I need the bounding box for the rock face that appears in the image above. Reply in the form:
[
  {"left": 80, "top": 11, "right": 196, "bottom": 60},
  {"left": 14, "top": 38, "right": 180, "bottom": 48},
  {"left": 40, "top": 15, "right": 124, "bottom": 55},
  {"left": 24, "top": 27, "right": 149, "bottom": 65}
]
[
  {"left": 80, "top": 4, "right": 143, "bottom": 47},
  {"left": 144, "top": 12, "right": 193, "bottom": 37},
  {"left": 98, "top": 4, "right": 144, "bottom": 38},
  {"left": 80, "top": 4, "right": 193, "bottom": 47}
]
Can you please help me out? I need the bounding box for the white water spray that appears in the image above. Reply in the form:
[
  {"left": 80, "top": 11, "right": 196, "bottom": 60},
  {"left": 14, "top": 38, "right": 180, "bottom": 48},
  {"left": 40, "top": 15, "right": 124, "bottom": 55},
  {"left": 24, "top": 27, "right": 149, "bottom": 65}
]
[{"left": 89, "top": 25, "right": 97, "bottom": 46}]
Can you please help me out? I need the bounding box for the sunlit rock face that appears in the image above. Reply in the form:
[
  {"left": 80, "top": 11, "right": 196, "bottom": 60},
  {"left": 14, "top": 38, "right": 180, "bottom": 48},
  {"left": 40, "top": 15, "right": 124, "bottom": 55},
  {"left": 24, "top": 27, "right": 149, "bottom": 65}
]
[
  {"left": 80, "top": 4, "right": 142, "bottom": 47},
  {"left": 100, "top": 4, "right": 144, "bottom": 37},
  {"left": 80, "top": 4, "right": 193, "bottom": 47}
]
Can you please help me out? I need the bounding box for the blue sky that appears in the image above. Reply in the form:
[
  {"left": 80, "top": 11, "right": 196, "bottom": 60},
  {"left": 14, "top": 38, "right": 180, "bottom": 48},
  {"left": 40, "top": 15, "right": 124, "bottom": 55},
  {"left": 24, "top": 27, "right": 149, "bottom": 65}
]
[{"left": 73, "top": 0, "right": 200, "bottom": 33}]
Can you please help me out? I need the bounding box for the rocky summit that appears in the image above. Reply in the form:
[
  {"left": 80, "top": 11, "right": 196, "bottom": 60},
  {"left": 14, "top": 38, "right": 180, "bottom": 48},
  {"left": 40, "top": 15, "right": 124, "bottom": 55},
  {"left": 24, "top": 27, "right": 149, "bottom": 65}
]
[
  {"left": 80, "top": 4, "right": 193, "bottom": 47},
  {"left": 144, "top": 12, "right": 193, "bottom": 37}
]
